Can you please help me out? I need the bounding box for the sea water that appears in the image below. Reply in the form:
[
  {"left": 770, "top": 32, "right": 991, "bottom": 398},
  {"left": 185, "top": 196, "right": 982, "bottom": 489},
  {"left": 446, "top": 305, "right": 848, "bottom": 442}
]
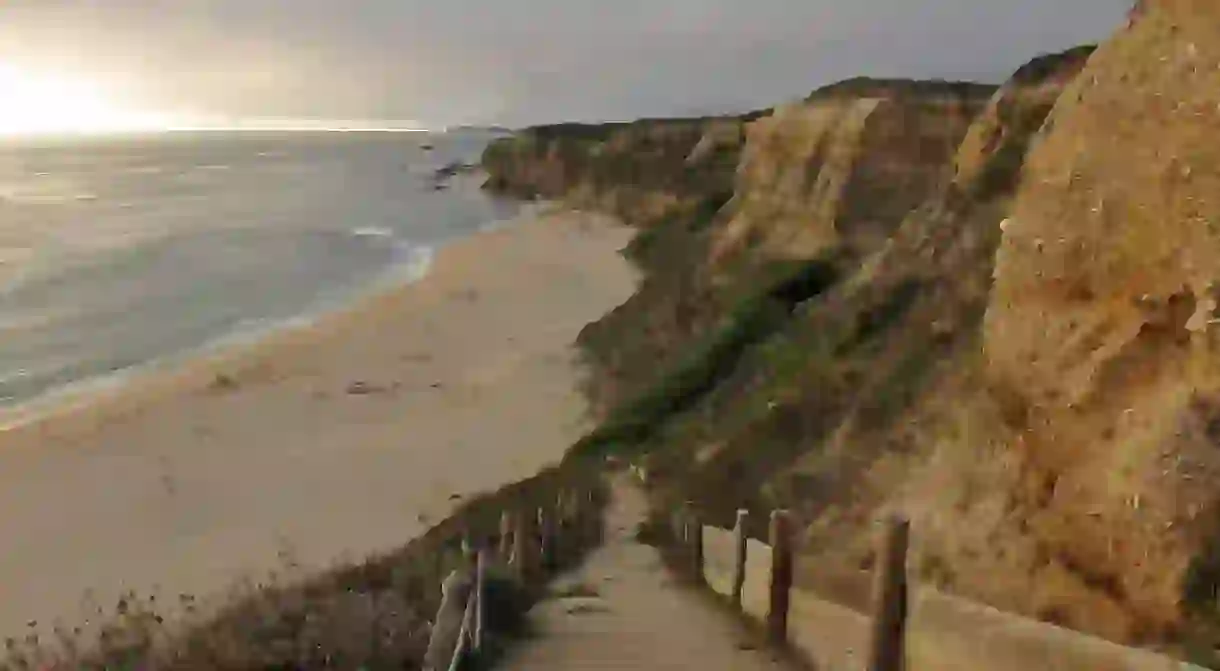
[{"left": 0, "top": 129, "right": 518, "bottom": 414}]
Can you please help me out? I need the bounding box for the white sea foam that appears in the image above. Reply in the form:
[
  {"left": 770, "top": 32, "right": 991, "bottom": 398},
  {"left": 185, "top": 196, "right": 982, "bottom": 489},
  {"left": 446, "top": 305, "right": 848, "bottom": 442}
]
[
  {"left": 382, "top": 241, "right": 435, "bottom": 286},
  {"left": 350, "top": 226, "right": 395, "bottom": 239},
  {"left": 0, "top": 129, "right": 507, "bottom": 421}
]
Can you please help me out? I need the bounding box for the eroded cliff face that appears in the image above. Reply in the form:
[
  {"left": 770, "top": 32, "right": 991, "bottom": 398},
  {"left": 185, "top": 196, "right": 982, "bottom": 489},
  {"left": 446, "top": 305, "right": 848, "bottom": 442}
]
[
  {"left": 712, "top": 84, "right": 993, "bottom": 264},
  {"left": 745, "top": 45, "right": 1120, "bottom": 639},
  {"left": 952, "top": 45, "right": 1098, "bottom": 198},
  {"left": 651, "top": 47, "right": 1096, "bottom": 619},
  {"left": 980, "top": 0, "right": 1220, "bottom": 642},
  {"left": 483, "top": 36, "right": 1220, "bottom": 651},
  {"left": 569, "top": 81, "right": 996, "bottom": 414},
  {"left": 481, "top": 116, "right": 752, "bottom": 225}
]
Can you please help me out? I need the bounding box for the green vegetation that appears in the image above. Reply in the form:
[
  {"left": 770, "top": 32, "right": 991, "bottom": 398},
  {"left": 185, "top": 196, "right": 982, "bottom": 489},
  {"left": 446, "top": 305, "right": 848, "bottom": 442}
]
[
  {"left": 569, "top": 290, "right": 788, "bottom": 461},
  {"left": 568, "top": 247, "right": 841, "bottom": 465}
]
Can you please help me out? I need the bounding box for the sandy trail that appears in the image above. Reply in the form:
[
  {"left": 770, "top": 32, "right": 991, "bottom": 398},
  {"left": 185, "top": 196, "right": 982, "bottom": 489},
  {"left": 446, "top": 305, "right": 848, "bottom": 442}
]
[
  {"left": 0, "top": 209, "right": 636, "bottom": 639},
  {"left": 502, "top": 477, "right": 792, "bottom": 671}
]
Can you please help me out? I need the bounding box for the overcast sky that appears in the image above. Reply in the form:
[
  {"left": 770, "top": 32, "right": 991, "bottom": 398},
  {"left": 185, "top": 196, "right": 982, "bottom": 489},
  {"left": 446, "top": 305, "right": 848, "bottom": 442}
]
[{"left": 0, "top": 1, "right": 1129, "bottom": 128}]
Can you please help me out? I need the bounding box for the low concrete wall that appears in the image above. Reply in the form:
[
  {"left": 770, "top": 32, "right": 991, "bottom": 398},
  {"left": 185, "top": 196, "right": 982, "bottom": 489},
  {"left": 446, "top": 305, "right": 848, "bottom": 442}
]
[{"left": 699, "top": 525, "right": 1204, "bottom": 671}]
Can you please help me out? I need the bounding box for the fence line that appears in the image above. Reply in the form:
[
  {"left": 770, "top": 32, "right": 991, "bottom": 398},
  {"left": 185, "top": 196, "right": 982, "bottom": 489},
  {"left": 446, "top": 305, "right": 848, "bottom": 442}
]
[
  {"left": 666, "top": 506, "right": 1205, "bottom": 671},
  {"left": 422, "top": 484, "right": 602, "bottom": 671}
]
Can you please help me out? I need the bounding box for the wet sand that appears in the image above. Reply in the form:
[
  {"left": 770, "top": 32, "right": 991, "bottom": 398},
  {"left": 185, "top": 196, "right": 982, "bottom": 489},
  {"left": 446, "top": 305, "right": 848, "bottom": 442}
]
[{"left": 0, "top": 208, "right": 636, "bottom": 638}]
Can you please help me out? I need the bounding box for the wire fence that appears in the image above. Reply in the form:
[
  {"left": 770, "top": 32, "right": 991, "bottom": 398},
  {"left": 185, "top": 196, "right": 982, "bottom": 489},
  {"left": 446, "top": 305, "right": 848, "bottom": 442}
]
[{"left": 422, "top": 485, "right": 604, "bottom": 671}]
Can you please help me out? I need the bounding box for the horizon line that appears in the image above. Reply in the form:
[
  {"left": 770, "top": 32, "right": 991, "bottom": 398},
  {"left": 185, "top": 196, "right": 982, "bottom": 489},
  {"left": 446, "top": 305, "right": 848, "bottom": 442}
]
[
  {"left": 0, "top": 126, "right": 439, "bottom": 139},
  {"left": 166, "top": 126, "right": 434, "bottom": 133}
]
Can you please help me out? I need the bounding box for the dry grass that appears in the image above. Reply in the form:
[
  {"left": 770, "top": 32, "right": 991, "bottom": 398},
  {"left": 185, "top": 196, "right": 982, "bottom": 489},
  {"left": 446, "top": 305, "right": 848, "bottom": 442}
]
[{"left": 0, "top": 465, "right": 606, "bottom": 670}]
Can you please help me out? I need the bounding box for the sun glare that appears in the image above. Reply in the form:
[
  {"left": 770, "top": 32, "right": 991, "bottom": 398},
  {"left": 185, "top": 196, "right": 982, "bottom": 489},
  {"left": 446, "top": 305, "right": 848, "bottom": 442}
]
[{"left": 0, "top": 64, "right": 173, "bottom": 136}]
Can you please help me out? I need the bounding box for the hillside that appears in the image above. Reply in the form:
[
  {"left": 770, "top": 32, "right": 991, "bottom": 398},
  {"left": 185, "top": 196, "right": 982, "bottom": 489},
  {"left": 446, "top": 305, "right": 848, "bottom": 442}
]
[
  {"left": 981, "top": 0, "right": 1220, "bottom": 648},
  {"left": 478, "top": 28, "right": 1220, "bottom": 662}
]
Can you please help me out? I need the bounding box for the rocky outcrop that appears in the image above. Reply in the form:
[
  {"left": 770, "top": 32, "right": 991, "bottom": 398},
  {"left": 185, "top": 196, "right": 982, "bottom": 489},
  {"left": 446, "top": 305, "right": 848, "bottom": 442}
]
[
  {"left": 952, "top": 45, "right": 1097, "bottom": 198},
  {"left": 481, "top": 115, "right": 759, "bottom": 225},
  {"left": 981, "top": 0, "right": 1220, "bottom": 644},
  {"left": 667, "top": 46, "right": 1093, "bottom": 567},
  {"left": 711, "top": 82, "right": 994, "bottom": 264}
]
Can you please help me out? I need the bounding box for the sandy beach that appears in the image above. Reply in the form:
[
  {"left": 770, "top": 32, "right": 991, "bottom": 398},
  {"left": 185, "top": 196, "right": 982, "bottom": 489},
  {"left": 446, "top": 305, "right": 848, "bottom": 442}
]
[{"left": 0, "top": 208, "right": 636, "bottom": 638}]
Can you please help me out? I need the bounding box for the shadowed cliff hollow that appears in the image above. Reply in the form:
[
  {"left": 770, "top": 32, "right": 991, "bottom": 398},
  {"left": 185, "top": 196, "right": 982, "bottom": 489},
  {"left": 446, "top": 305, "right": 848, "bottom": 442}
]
[{"left": 482, "top": 20, "right": 1220, "bottom": 663}]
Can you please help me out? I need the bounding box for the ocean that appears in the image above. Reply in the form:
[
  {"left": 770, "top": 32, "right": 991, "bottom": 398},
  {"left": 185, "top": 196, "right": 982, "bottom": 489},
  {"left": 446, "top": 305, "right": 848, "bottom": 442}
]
[{"left": 0, "top": 129, "right": 519, "bottom": 416}]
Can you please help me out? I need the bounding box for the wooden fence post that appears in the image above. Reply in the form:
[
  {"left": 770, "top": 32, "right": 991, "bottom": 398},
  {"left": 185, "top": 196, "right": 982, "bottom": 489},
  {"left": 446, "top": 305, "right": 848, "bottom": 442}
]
[
  {"left": 424, "top": 568, "right": 472, "bottom": 671},
  {"left": 511, "top": 510, "right": 536, "bottom": 583},
  {"left": 569, "top": 488, "right": 585, "bottom": 547},
  {"left": 566, "top": 489, "right": 583, "bottom": 546},
  {"left": 689, "top": 509, "right": 705, "bottom": 582},
  {"left": 556, "top": 492, "right": 571, "bottom": 560},
  {"left": 562, "top": 490, "right": 575, "bottom": 524},
  {"left": 499, "top": 510, "right": 513, "bottom": 560},
  {"left": 584, "top": 487, "right": 600, "bottom": 545},
  {"left": 867, "top": 515, "right": 910, "bottom": 671},
  {"left": 767, "top": 509, "right": 794, "bottom": 645},
  {"left": 447, "top": 589, "right": 476, "bottom": 671},
  {"left": 460, "top": 532, "right": 474, "bottom": 564},
  {"left": 583, "top": 490, "right": 597, "bottom": 546},
  {"left": 538, "top": 506, "right": 554, "bottom": 573},
  {"left": 474, "top": 548, "right": 487, "bottom": 652},
  {"left": 732, "top": 509, "right": 749, "bottom": 610},
  {"left": 434, "top": 544, "right": 445, "bottom": 592}
]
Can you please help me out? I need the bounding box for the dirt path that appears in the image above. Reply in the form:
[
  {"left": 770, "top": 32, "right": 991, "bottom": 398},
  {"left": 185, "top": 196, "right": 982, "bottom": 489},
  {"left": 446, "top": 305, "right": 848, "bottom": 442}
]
[{"left": 502, "top": 478, "right": 793, "bottom": 670}]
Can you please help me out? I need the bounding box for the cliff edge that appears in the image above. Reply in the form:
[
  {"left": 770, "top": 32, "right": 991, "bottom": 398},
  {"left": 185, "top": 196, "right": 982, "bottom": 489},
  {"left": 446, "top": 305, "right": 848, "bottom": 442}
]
[
  {"left": 982, "top": 0, "right": 1220, "bottom": 644},
  {"left": 480, "top": 22, "right": 1220, "bottom": 661}
]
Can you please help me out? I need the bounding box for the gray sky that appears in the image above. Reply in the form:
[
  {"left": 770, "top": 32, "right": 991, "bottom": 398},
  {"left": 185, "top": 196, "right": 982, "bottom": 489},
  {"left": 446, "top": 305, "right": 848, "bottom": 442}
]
[{"left": 0, "top": 1, "right": 1129, "bottom": 128}]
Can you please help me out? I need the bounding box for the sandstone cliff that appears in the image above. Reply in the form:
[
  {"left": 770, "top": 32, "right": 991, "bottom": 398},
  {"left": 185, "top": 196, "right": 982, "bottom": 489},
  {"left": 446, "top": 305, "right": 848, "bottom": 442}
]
[
  {"left": 712, "top": 82, "right": 992, "bottom": 264},
  {"left": 607, "top": 44, "right": 1094, "bottom": 614},
  {"left": 979, "top": 0, "right": 1220, "bottom": 646},
  {"left": 479, "top": 32, "right": 1220, "bottom": 659},
  {"left": 482, "top": 114, "right": 758, "bottom": 225},
  {"left": 490, "top": 80, "right": 995, "bottom": 413}
]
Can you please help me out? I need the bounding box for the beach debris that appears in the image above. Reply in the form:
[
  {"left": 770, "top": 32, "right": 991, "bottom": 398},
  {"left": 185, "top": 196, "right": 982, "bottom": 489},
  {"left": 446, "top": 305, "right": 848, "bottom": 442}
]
[
  {"left": 429, "top": 161, "right": 477, "bottom": 191},
  {"left": 564, "top": 601, "right": 610, "bottom": 616},
  {"left": 346, "top": 380, "right": 389, "bottom": 396},
  {"left": 433, "top": 161, "right": 476, "bottom": 180},
  {"left": 209, "top": 373, "right": 239, "bottom": 392}
]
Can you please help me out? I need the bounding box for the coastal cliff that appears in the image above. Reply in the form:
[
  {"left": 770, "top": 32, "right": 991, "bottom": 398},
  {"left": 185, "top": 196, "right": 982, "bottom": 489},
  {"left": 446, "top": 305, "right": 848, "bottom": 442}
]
[
  {"left": 482, "top": 11, "right": 1220, "bottom": 658},
  {"left": 482, "top": 115, "right": 757, "bottom": 226},
  {"left": 483, "top": 5, "right": 1220, "bottom": 658},
  {"left": 980, "top": 0, "right": 1220, "bottom": 644}
]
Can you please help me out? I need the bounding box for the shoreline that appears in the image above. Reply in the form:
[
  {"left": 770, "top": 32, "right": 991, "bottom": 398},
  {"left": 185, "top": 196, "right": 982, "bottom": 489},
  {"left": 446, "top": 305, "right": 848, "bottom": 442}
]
[
  {"left": 0, "top": 206, "right": 636, "bottom": 638},
  {"left": 0, "top": 174, "right": 522, "bottom": 433}
]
